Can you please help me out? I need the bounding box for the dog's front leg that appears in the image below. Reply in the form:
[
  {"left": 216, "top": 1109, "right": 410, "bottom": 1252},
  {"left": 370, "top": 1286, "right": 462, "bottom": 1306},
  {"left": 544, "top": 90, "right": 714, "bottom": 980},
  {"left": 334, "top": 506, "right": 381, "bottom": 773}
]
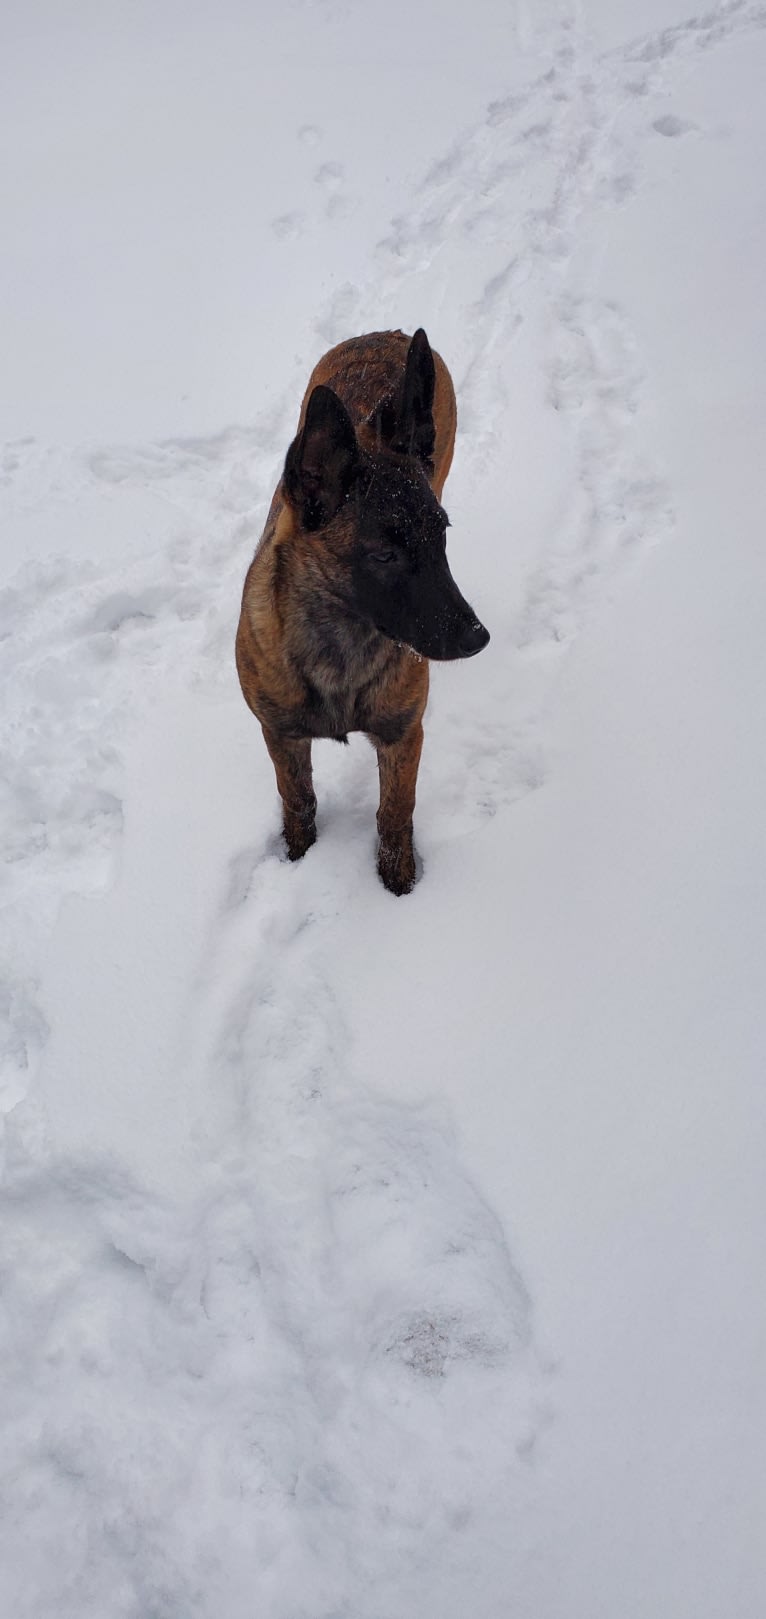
[
  {"left": 261, "top": 727, "right": 317, "bottom": 861},
  {"left": 373, "top": 722, "right": 423, "bottom": 896}
]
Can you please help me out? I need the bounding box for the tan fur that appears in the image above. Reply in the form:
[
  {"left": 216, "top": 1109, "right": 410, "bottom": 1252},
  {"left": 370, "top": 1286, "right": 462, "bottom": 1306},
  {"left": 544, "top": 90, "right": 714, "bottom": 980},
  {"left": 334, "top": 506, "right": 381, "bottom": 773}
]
[{"left": 300, "top": 330, "right": 456, "bottom": 496}]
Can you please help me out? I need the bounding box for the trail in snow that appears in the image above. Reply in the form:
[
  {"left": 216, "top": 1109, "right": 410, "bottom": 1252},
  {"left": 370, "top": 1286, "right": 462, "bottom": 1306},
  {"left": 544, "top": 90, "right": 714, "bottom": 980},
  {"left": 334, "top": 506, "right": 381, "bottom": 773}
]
[{"left": 2, "top": 3, "right": 765, "bottom": 1614}]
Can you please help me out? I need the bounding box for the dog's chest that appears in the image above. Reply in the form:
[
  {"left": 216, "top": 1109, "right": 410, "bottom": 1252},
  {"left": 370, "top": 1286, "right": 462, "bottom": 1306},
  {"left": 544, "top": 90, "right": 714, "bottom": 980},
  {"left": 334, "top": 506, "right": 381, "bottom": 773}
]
[{"left": 290, "top": 626, "right": 400, "bottom": 741}]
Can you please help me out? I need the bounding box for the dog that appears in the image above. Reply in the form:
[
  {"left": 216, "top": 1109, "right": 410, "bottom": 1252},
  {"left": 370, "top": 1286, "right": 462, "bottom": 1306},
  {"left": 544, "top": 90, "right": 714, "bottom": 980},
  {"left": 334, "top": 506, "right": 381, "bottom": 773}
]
[{"left": 235, "top": 328, "right": 489, "bottom": 895}]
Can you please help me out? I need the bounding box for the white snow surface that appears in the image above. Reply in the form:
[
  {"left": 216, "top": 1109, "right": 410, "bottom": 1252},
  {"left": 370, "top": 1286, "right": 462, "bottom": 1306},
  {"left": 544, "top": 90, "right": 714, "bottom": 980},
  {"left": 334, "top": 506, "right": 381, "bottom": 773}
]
[{"left": 2, "top": 1, "right": 765, "bottom": 1615}]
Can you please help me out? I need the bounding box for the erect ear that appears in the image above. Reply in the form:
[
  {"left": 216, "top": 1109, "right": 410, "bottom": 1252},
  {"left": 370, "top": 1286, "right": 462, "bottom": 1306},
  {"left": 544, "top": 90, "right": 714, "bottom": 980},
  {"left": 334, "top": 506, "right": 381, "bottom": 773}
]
[
  {"left": 368, "top": 328, "right": 436, "bottom": 469},
  {"left": 399, "top": 328, "right": 436, "bottom": 462},
  {"left": 283, "top": 385, "right": 358, "bottom": 531}
]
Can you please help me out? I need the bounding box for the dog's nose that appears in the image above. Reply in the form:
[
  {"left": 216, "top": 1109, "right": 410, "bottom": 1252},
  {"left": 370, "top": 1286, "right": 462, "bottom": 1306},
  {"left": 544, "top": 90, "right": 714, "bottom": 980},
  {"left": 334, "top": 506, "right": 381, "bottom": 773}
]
[{"left": 457, "top": 618, "right": 490, "bottom": 657}]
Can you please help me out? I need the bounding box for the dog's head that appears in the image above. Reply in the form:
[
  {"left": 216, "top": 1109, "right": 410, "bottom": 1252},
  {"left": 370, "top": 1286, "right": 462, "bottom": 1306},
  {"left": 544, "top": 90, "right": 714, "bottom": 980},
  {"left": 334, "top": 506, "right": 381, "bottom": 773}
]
[{"left": 283, "top": 330, "right": 489, "bottom": 661}]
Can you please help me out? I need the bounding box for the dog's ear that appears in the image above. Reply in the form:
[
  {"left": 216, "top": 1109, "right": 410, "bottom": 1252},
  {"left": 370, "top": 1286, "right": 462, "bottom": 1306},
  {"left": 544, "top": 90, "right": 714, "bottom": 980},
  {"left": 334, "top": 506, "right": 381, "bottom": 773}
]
[
  {"left": 369, "top": 328, "right": 436, "bottom": 470},
  {"left": 399, "top": 328, "right": 436, "bottom": 463},
  {"left": 284, "top": 385, "right": 358, "bottom": 531}
]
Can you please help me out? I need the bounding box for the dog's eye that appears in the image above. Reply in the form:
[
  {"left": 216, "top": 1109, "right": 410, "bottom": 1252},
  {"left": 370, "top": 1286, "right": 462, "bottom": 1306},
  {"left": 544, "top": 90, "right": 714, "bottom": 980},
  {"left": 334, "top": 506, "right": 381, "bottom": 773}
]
[{"left": 370, "top": 548, "right": 397, "bottom": 565}]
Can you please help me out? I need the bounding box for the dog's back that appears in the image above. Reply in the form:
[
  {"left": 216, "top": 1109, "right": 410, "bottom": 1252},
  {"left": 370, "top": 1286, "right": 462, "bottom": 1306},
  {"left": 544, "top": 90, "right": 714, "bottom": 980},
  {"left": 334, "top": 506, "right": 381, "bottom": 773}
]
[{"left": 299, "top": 330, "right": 457, "bottom": 498}]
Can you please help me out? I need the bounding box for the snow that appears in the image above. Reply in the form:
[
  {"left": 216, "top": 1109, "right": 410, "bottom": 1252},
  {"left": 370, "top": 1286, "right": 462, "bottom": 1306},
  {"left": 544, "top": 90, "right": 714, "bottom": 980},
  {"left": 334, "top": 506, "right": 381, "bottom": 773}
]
[{"left": 2, "top": 1, "right": 766, "bottom": 1615}]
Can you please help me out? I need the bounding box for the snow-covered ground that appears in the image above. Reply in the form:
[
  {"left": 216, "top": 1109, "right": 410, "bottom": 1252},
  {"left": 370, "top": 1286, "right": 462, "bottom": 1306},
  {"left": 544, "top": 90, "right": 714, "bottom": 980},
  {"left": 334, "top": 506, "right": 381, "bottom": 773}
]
[{"left": 2, "top": 1, "right": 765, "bottom": 1614}]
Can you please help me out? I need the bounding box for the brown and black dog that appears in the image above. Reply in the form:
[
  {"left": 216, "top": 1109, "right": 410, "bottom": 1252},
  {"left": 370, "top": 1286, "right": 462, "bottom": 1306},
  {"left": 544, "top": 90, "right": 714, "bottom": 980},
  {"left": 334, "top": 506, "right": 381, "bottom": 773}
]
[{"left": 235, "top": 328, "right": 489, "bottom": 895}]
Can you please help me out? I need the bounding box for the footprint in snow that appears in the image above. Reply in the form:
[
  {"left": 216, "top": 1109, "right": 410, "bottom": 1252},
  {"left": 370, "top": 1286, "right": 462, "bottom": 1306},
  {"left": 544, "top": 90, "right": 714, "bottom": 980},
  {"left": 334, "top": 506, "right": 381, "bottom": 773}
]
[
  {"left": 652, "top": 114, "right": 696, "bottom": 138},
  {"left": 271, "top": 211, "right": 306, "bottom": 242},
  {"left": 314, "top": 161, "right": 355, "bottom": 221},
  {"left": 314, "top": 160, "right": 344, "bottom": 190}
]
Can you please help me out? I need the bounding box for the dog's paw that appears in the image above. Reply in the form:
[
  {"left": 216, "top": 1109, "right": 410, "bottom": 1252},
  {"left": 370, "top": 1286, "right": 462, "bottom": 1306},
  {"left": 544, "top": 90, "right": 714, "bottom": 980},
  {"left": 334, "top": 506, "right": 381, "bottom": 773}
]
[
  {"left": 377, "top": 831, "right": 416, "bottom": 896},
  {"left": 283, "top": 810, "right": 317, "bottom": 863}
]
